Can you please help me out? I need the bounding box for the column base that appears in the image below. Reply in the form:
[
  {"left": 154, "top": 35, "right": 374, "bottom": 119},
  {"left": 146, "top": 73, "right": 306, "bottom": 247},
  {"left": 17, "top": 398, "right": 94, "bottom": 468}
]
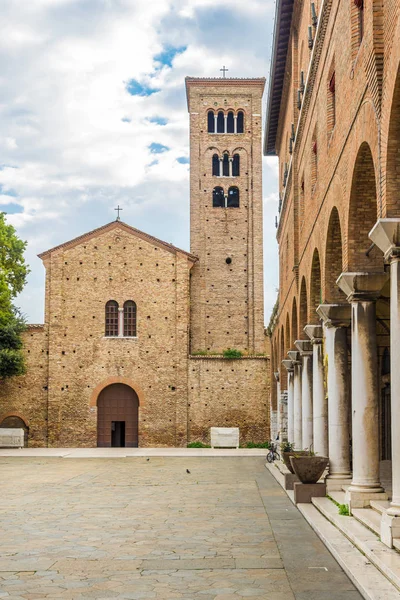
[
  {"left": 325, "top": 475, "right": 352, "bottom": 492},
  {"left": 381, "top": 511, "right": 400, "bottom": 548},
  {"left": 345, "top": 488, "right": 388, "bottom": 511}
]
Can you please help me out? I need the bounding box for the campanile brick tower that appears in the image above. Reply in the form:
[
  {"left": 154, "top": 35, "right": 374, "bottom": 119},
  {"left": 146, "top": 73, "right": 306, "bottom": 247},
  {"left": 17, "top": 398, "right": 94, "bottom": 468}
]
[{"left": 185, "top": 77, "right": 266, "bottom": 354}]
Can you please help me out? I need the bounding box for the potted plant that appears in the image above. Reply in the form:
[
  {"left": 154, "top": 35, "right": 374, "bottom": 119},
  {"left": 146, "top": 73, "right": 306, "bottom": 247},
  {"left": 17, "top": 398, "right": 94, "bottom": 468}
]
[
  {"left": 289, "top": 448, "right": 329, "bottom": 484},
  {"left": 280, "top": 441, "right": 308, "bottom": 474}
]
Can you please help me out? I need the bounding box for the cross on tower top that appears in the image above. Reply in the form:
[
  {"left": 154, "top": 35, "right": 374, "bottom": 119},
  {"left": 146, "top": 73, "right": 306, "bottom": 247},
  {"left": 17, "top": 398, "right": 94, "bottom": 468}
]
[
  {"left": 114, "top": 205, "right": 123, "bottom": 221},
  {"left": 220, "top": 66, "right": 229, "bottom": 78}
]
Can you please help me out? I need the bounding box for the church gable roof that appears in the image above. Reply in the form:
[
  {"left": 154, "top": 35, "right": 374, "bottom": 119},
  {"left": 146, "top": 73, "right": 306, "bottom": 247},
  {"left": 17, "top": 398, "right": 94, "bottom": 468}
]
[{"left": 38, "top": 220, "right": 198, "bottom": 262}]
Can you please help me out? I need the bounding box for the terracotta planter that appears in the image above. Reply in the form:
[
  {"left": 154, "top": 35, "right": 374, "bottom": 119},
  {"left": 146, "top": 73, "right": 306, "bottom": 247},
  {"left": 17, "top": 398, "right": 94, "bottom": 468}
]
[
  {"left": 281, "top": 450, "right": 308, "bottom": 474},
  {"left": 289, "top": 456, "right": 329, "bottom": 484}
]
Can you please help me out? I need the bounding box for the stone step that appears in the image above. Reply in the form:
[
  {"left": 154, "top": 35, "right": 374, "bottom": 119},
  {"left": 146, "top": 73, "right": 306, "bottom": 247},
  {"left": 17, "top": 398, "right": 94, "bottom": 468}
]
[
  {"left": 394, "top": 539, "right": 400, "bottom": 553},
  {"left": 352, "top": 508, "right": 382, "bottom": 536},
  {"left": 328, "top": 490, "right": 346, "bottom": 504},
  {"left": 312, "top": 496, "right": 400, "bottom": 592},
  {"left": 370, "top": 500, "right": 391, "bottom": 515},
  {"left": 299, "top": 503, "right": 400, "bottom": 600}
]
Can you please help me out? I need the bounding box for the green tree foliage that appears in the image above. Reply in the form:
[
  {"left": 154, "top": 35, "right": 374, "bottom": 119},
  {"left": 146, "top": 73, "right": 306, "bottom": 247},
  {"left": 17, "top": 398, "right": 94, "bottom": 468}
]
[{"left": 0, "top": 213, "right": 29, "bottom": 379}]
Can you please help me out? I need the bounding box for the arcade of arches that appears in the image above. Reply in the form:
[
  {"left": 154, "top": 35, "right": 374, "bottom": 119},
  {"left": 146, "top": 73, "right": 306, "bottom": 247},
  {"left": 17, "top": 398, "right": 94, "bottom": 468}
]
[{"left": 266, "top": 0, "right": 400, "bottom": 550}]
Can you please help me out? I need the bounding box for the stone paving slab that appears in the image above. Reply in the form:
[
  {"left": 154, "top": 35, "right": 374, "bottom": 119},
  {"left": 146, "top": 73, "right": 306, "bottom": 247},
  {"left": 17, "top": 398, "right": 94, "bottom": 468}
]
[{"left": 0, "top": 456, "right": 363, "bottom": 599}]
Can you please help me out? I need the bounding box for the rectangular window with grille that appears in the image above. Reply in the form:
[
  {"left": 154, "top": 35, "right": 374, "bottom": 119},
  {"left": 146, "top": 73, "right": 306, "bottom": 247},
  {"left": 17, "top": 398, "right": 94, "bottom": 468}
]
[{"left": 105, "top": 301, "right": 119, "bottom": 336}]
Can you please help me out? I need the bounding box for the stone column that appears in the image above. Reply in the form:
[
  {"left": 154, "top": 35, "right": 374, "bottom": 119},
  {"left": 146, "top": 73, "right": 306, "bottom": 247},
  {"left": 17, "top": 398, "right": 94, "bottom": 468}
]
[
  {"left": 304, "top": 325, "right": 328, "bottom": 457},
  {"left": 317, "top": 304, "right": 352, "bottom": 489},
  {"left": 234, "top": 115, "right": 237, "bottom": 134},
  {"left": 282, "top": 359, "right": 294, "bottom": 443},
  {"left": 288, "top": 350, "right": 302, "bottom": 448},
  {"left": 229, "top": 158, "right": 233, "bottom": 177},
  {"left": 370, "top": 219, "right": 400, "bottom": 545},
  {"left": 118, "top": 308, "right": 124, "bottom": 337},
  {"left": 214, "top": 114, "right": 218, "bottom": 133},
  {"left": 295, "top": 340, "right": 313, "bottom": 450},
  {"left": 337, "top": 272, "right": 389, "bottom": 509},
  {"left": 224, "top": 114, "right": 228, "bottom": 133},
  {"left": 219, "top": 158, "right": 223, "bottom": 177}
]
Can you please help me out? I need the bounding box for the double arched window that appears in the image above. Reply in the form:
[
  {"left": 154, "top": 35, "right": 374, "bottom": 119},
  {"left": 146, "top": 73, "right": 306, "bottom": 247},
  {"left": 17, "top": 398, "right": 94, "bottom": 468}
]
[
  {"left": 105, "top": 300, "right": 137, "bottom": 337},
  {"left": 212, "top": 186, "right": 240, "bottom": 208},
  {"left": 207, "top": 110, "right": 244, "bottom": 134},
  {"left": 212, "top": 153, "right": 240, "bottom": 177}
]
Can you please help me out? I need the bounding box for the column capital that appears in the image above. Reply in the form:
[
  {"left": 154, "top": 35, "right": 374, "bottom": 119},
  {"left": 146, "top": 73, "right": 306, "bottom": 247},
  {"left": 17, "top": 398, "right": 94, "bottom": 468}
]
[
  {"left": 369, "top": 218, "right": 400, "bottom": 262},
  {"left": 294, "top": 339, "right": 313, "bottom": 356},
  {"left": 304, "top": 324, "right": 322, "bottom": 343},
  {"left": 317, "top": 303, "right": 351, "bottom": 328},
  {"left": 274, "top": 371, "right": 280, "bottom": 382},
  {"left": 287, "top": 350, "right": 300, "bottom": 363},
  {"left": 282, "top": 359, "right": 294, "bottom": 372},
  {"left": 336, "top": 272, "right": 388, "bottom": 302}
]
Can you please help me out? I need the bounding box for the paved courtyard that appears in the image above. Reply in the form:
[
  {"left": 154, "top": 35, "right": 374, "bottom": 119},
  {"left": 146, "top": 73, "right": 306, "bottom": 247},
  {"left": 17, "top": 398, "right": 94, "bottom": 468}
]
[{"left": 0, "top": 456, "right": 363, "bottom": 599}]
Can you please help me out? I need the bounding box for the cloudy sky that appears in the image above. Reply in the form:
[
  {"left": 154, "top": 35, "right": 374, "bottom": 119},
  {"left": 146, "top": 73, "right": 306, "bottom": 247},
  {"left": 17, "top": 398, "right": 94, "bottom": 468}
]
[{"left": 0, "top": 0, "right": 279, "bottom": 324}]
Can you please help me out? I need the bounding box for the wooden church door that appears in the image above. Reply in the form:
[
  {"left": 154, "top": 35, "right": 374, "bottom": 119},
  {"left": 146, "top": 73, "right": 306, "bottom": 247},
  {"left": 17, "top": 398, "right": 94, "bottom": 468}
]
[{"left": 97, "top": 383, "right": 139, "bottom": 447}]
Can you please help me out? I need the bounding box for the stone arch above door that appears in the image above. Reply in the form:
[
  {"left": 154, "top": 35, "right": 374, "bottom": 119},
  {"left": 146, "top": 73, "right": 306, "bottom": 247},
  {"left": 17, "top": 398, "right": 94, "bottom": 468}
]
[{"left": 90, "top": 377, "right": 145, "bottom": 409}]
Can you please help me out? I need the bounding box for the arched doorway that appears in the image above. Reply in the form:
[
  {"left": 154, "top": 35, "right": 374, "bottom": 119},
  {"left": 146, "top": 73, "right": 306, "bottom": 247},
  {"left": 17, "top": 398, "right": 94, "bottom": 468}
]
[
  {"left": 97, "top": 384, "right": 139, "bottom": 448},
  {"left": 0, "top": 416, "right": 29, "bottom": 447}
]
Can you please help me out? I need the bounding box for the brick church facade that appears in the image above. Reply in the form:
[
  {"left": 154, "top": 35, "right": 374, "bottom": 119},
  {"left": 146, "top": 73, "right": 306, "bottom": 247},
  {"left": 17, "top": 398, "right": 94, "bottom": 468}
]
[{"left": 0, "top": 77, "right": 270, "bottom": 448}]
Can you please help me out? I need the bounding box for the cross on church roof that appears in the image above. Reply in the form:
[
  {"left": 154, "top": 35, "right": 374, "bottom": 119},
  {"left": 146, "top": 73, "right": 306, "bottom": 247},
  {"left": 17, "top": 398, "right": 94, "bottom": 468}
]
[
  {"left": 114, "top": 205, "right": 123, "bottom": 221},
  {"left": 220, "top": 66, "right": 229, "bottom": 78}
]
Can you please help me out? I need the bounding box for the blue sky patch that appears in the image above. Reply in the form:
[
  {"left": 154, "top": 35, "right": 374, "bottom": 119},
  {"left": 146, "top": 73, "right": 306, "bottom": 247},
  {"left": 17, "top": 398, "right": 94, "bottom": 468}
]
[
  {"left": 154, "top": 45, "right": 187, "bottom": 68},
  {"left": 0, "top": 184, "right": 18, "bottom": 197},
  {"left": 121, "top": 117, "right": 131, "bottom": 123},
  {"left": 148, "top": 116, "right": 168, "bottom": 126},
  {"left": 149, "top": 142, "right": 169, "bottom": 154},
  {"left": 1, "top": 202, "right": 23, "bottom": 214},
  {"left": 177, "top": 156, "right": 189, "bottom": 164},
  {"left": 126, "top": 79, "right": 160, "bottom": 96}
]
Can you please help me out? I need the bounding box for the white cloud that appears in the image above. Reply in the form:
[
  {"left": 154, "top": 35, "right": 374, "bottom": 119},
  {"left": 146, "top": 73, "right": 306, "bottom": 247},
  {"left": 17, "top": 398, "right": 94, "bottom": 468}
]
[{"left": 1, "top": 0, "right": 278, "bottom": 323}]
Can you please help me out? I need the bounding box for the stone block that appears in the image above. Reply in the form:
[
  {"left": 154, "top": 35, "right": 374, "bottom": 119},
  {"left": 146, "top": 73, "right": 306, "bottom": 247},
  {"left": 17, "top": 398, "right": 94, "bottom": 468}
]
[
  {"left": 284, "top": 472, "right": 299, "bottom": 490},
  {"left": 293, "top": 482, "right": 326, "bottom": 504},
  {"left": 345, "top": 489, "right": 388, "bottom": 510},
  {"left": 210, "top": 427, "right": 239, "bottom": 448},
  {"left": 0, "top": 428, "right": 24, "bottom": 448}
]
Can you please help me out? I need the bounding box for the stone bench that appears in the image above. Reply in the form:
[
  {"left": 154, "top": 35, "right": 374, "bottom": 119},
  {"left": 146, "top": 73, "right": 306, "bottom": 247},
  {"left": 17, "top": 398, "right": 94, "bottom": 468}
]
[
  {"left": 210, "top": 427, "right": 239, "bottom": 449},
  {"left": 0, "top": 428, "right": 24, "bottom": 448}
]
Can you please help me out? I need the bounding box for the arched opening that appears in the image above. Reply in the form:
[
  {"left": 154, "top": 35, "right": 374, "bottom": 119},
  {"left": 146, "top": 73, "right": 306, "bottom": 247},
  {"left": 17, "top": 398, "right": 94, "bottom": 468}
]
[
  {"left": 123, "top": 301, "right": 137, "bottom": 337},
  {"left": 237, "top": 111, "right": 244, "bottom": 133},
  {"left": 347, "top": 142, "right": 382, "bottom": 271},
  {"left": 212, "top": 154, "right": 219, "bottom": 176},
  {"left": 0, "top": 415, "right": 29, "bottom": 447},
  {"left": 324, "top": 207, "right": 345, "bottom": 302},
  {"left": 227, "top": 186, "right": 239, "bottom": 208},
  {"left": 213, "top": 186, "right": 224, "bottom": 208},
  {"left": 299, "top": 277, "right": 308, "bottom": 335},
  {"left": 222, "top": 153, "right": 229, "bottom": 177},
  {"left": 385, "top": 64, "right": 400, "bottom": 217},
  {"left": 309, "top": 249, "right": 322, "bottom": 323},
  {"left": 291, "top": 297, "right": 298, "bottom": 346},
  {"left": 227, "top": 111, "right": 234, "bottom": 133},
  {"left": 207, "top": 110, "right": 215, "bottom": 133},
  {"left": 217, "top": 111, "right": 224, "bottom": 133},
  {"left": 105, "top": 300, "right": 119, "bottom": 337},
  {"left": 97, "top": 383, "right": 139, "bottom": 447},
  {"left": 232, "top": 154, "right": 240, "bottom": 176}
]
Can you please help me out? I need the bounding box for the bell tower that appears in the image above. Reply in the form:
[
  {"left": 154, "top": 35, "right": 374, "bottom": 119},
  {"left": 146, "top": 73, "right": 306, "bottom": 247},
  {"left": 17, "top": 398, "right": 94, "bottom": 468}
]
[{"left": 186, "top": 76, "right": 266, "bottom": 354}]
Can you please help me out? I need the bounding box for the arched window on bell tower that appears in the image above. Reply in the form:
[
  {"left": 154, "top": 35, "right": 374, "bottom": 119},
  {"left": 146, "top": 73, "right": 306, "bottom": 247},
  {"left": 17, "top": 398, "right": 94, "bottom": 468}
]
[
  {"left": 232, "top": 154, "right": 240, "bottom": 176},
  {"left": 222, "top": 153, "right": 229, "bottom": 176},
  {"left": 208, "top": 110, "right": 215, "bottom": 133},
  {"left": 213, "top": 186, "right": 225, "bottom": 207},
  {"left": 217, "top": 111, "right": 224, "bottom": 133},
  {"left": 237, "top": 111, "right": 244, "bottom": 133},
  {"left": 227, "top": 111, "right": 234, "bottom": 133},
  {"left": 212, "top": 154, "right": 220, "bottom": 176},
  {"left": 227, "top": 186, "right": 240, "bottom": 208}
]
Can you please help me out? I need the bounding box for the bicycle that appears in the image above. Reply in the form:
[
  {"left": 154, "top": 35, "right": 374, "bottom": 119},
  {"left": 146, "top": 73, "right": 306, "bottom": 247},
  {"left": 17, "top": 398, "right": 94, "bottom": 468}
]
[{"left": 266, "top": 442, "right": 280, "bottom": 463}]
